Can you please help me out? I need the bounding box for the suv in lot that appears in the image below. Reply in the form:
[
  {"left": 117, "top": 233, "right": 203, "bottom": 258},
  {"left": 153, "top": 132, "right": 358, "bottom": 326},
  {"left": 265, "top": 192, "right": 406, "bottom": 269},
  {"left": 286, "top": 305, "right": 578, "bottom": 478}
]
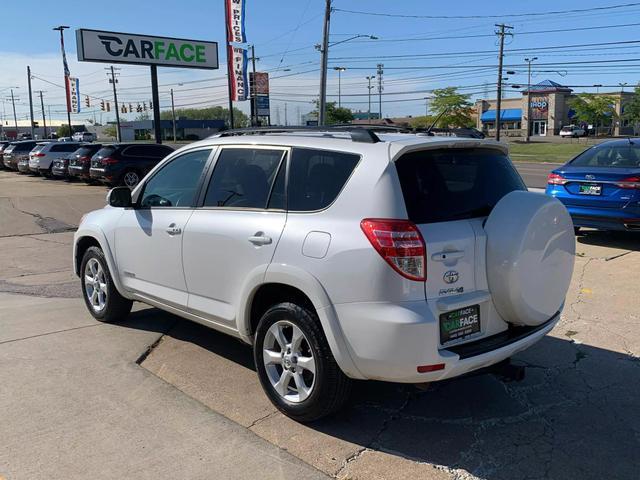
[
  {"left": 29, "top": 141, "right": 82, "bottom": 176},
  {"left": 72, "top": 131, "right": 96, "bottom": 142},
  {"left": 67, "top": 144, "right": 103, "bottom": 182},
  {"left": 73, "top": 127, "right": 575, "bottom": 421},
  {"left": 89, "top": 143, "right": 174, "bottom": 187},
  {"left": 3, "top": 140, "right": 37, "bottom": 171}
]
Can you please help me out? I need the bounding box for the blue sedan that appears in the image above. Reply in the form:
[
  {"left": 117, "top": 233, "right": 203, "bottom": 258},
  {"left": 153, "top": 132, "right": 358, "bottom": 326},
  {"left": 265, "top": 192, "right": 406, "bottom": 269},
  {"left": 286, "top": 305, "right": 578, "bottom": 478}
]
[{"left": 545, "top": 138, "right": 640, "bottom": 232}]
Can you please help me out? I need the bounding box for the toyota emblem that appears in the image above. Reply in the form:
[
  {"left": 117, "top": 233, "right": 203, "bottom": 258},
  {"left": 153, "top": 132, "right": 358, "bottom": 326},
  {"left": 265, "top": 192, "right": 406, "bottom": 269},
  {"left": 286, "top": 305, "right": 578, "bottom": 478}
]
[{"left": 443, "top": 271, "right": 459, "bottom": 284}]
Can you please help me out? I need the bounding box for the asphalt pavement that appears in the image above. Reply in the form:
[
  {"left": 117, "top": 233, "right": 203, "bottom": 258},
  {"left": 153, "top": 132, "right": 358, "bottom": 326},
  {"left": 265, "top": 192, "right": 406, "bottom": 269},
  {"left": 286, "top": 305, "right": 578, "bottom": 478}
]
[{"left": 514, "top": 161, "right": 560, "bottom": 189}]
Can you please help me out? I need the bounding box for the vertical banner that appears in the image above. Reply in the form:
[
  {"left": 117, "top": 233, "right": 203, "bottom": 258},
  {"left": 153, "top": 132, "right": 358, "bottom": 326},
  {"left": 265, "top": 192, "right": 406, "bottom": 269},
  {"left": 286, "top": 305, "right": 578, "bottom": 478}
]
[
  {"left": 226, "top": 0, "right": 246, "bottom": 43},
  {"left": 228, "top": 45, "right": 248, "bottom": 101},
  {"left": 68, "top": 77, "right": 80, "bottom": 113}
]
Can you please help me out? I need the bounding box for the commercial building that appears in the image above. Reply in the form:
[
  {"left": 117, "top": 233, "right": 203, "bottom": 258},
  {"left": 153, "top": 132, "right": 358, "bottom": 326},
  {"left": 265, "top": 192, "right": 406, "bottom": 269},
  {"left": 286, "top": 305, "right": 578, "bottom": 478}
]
[{"left": 476, "top": 80, "right": 635, "bottom": 137}]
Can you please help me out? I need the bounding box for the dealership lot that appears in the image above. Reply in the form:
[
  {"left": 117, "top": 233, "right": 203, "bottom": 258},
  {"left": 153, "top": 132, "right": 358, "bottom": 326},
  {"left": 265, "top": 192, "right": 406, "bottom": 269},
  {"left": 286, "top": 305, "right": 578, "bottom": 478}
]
[{"left": 1, "top": 169, "right": 639, "bottom": 479}]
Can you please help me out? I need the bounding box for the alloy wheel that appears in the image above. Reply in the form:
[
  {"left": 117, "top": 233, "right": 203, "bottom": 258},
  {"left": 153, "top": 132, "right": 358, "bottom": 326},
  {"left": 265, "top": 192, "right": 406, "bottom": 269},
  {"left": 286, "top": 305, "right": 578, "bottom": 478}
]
[{"left": 84, "top": 258, "right": 107, "bottom": 312}]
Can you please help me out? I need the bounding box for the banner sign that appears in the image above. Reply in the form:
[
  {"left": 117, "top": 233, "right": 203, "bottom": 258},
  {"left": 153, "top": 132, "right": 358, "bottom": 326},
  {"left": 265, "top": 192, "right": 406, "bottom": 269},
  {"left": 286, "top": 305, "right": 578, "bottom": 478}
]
[
  {"left": 76, "top": 29, "right": 219, "bottom": 69},
  {"left": 256, "top": 95, "right": 270, "bottom": 117},
  {"left": 250, "top": 72, "right": 269, "bottom": 95},
  {"left": 226, "top": 0, "right": 246, "bottom": 44},
  {"left": 68, "top": 77, "right": 80, "bottom": 113},
  {"left": 229, "top": 46, "right": 248, "bottom": 101}
]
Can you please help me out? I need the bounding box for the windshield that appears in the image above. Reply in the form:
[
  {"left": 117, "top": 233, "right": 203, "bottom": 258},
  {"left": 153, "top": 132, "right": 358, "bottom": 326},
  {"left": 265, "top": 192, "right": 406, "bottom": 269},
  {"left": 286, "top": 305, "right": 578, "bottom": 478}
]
[
  {"left": 570, "top": 144, "right": 640, "bottom": 168},
  {"left": 395, "top": 148, "right": 526, "bottom": 224}
]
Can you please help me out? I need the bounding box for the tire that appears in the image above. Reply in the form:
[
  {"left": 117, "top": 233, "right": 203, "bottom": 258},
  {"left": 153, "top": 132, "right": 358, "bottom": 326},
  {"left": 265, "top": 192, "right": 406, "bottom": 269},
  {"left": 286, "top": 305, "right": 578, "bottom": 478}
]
[
  {"left": 254, "top": 302, "right": 352, "bottom": 422},
  {"left": 574, "top": 226, "right": 581, "bottom": 235},
  {"left": 121, "top": 169, "right": 140, "bottom": 188},
  {"left": 80, "top": 246, "right": 132, "bottom": 323}
]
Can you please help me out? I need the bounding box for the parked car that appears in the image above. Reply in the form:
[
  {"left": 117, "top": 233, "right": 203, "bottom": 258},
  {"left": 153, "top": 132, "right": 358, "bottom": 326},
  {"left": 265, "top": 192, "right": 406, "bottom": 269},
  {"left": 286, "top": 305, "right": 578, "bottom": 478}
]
[
  {"left": 546, "top": 138, "right": 640, "bottom": 232},
  {"left": 67, "top": 144, "right": 103, "bottom": 182},
  {"left": 559, "top": 125, "right": 586, "bottom": 138},
  {"left": 0, "top": 141, "right": 11, "bottom": 168},
  {"left": 72, "top": 131, "right": 96, "bottom": 142},
  {"left": 52, "top": 150, "right": 82, "bottom": 179},
  {"left": 18, "top": 132, "right": 32, "bottom": 140},
  {"left": 73, "top": 127, "right": 575, "bottom": 421},
  {"left": 2, "top": 140, "right": 37, "bottom": 170},
  {"left": 28, "top": 141, "right": 82, "bottom": 176},
  {"left": 89, "top": 143, "right": 174, "bottom": 187}
]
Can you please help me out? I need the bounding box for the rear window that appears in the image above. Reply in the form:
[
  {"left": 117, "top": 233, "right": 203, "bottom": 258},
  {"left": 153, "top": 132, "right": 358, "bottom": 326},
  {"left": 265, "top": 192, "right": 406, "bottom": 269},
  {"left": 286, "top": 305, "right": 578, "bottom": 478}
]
[
  {"left": 395, "top": 148, "right": 526, "bottom": 224},
  {"left": 75, "top": 146, "right": 100, "bottom": 157},
  {"left": 569, "top": 144, "right": 640, "bottom": 168},
  {"left": 14, "top": 142, "right": 36, "bottom": 152},
  {"left": 95, "top": 146, "right": 117, "bottom": 158},
  {"left": 51, "top": 143, "right": 81, "bottom": 152},
  {"left": 288, "top": 148, "right": 360, "bottom": 211}
]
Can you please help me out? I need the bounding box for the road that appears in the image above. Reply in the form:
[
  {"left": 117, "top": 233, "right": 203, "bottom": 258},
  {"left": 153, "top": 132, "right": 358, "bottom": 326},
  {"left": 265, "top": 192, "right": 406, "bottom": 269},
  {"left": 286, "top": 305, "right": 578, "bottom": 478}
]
[
  {"left": 1, "top": 169, "right": 639, "bottom": 480},
  {"left": 514, "top": 161, "right": 560, "bottom": 189}
]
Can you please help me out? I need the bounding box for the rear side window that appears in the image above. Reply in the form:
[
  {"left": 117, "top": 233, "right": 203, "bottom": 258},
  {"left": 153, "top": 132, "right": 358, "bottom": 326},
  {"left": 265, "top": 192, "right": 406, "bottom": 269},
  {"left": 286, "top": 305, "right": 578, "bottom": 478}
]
[
  {"left": 75, "top": 146, "right": 99, "bottom": 157},
  {"left": 395, "top": 148, "right": 526, "bottom": 224},
  {"left": 51, "top": 143, "right": 81, "bottom": 152},
  {"left": 95, "top": 146, "right": 116, "bottom": 158},
  {"left": 569, "top": 144, "right": 640, "bottom": 168},
  {"left": 204, "top": 148, "right": 285, "bottom": 209},
  {"left": 288, "top": 148, "right": 360, "bottom": 211}
]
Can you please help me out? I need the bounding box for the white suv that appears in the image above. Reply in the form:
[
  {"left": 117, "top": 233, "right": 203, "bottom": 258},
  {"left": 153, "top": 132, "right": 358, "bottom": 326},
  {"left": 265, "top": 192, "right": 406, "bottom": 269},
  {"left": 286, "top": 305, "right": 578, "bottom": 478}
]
[{"left": 73, "top": 128, "right": 575, "bottom": 421}]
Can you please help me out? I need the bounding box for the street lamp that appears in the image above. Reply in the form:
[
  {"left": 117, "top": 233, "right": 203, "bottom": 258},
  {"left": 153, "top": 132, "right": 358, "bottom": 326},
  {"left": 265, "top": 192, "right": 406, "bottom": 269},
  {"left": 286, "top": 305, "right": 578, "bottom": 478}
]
[
  {"left": 53, "top": 25, "right": 72, "bottom": 136},
  {"left": 524, "top": 57, "right": 538, "bottom": 143},
  {"left": 619, "top": 82, "right": 628, "bottom": 92},
  {"left": 333, "top": 67, "right": 346, "bottom": 108},
  {"left": 594, "top": 84, "right": 603, "bottom": 94}
]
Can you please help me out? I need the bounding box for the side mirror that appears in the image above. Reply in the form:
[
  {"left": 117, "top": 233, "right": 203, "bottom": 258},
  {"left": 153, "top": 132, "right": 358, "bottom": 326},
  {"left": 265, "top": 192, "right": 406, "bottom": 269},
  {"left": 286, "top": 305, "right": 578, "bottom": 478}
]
[{"left": 107, "top": 186, "right": 132, "bottom": 208}]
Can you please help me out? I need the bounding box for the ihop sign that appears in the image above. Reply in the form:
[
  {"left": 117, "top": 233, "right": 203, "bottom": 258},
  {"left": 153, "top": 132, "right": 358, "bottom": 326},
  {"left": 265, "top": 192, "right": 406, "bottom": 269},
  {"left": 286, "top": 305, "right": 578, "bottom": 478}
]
[{"left": 530, "top": 97, "right": 548, "bottom": 119}]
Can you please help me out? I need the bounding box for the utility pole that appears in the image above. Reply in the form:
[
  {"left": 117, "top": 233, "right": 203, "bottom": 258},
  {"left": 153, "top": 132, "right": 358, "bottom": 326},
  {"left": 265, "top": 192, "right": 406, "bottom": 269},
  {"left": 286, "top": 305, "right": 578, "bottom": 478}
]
[
  {"left": 10, "top": 89, "right": 18, "bottom": 134},
  {"left": 53, "top": 26, "right": 73, "bottom": 137},
  {"left": 284, "top": 103, "right": 288, "bottom": 126},
  {"left": 524, "top": 57, "right": 537, "bottom": 143},
  {"left": 36, "top": 91, "right": 48, "bottom": 139},
  {"left": 318, "top": 0, "right": 332, "bottom": 125},
  {"left": 106, "top": 66, "right": 121, "bottom": 142},
  {"left": 249, "top": 45, "right": 259, "bottom": 126},
  {"left": 27, "top": 66, "right": 35, "bottom": 139},
  {"left": 366, "top": 75, "right": 375, "bottom": 123},
  {"left": 170, "top": 88, "right": 177, "bottom": 142},
  {"left": 494, "top": 23, "right": 513, "bottom": 141},
  {"left": 377, "top": 64, "right": 384, "bottom": 120},
  {"left": 424, "top": 97, "right": 430, "bottom": 117}
]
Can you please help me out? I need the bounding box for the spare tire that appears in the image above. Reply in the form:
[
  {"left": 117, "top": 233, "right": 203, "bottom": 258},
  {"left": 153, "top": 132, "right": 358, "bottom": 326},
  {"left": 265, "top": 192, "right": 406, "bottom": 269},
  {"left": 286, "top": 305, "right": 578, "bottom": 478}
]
[{"left": 484, "top": 191, "right": 575, "bottom": 326}]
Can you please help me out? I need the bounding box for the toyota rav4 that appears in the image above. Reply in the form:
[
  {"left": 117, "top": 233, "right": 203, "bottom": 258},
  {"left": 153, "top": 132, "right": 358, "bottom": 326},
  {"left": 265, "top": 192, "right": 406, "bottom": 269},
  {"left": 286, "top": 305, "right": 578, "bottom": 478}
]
[{"left": 73, "top": 127, "right": 575, "bottom": 421}]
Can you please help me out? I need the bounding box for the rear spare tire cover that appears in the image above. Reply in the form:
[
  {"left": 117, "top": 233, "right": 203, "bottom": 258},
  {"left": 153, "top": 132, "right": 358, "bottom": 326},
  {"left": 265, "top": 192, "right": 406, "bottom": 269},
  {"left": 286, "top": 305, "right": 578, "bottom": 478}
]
[{"left": 484, "top": 190, "right": 575, "bottom": 326}]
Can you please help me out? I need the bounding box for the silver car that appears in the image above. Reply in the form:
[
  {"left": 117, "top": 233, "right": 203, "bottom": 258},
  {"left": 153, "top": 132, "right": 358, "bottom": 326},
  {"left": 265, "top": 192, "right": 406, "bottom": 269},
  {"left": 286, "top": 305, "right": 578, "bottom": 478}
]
[{"left": 29, "top": 141, "right": 82, "bottom": 176}]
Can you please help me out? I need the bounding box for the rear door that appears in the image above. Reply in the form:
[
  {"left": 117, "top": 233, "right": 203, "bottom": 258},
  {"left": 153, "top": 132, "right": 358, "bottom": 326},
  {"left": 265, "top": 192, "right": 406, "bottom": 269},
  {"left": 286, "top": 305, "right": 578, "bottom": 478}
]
[
  {"left": 394, "top": 147, "right": 527, "bottom": 344},
  {"left": 182, "top": 146, "right": 287, "bottom": 327}
]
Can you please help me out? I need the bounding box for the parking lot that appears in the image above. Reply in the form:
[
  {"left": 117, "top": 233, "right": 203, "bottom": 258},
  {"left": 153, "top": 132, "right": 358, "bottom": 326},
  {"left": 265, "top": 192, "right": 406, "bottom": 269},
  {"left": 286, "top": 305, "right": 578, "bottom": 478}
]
[{"left": 1, "top": 168, "right": 639, "bottom": 479}]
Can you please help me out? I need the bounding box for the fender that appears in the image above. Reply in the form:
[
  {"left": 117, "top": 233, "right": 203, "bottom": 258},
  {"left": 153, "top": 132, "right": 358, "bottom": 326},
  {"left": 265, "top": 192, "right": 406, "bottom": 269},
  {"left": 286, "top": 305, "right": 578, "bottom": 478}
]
[
  {"left": 240, "top": 262, "right": 365, "bottom": 380},
  {"left": 73, "top": 223, "right": 133, "bottom": 300}
]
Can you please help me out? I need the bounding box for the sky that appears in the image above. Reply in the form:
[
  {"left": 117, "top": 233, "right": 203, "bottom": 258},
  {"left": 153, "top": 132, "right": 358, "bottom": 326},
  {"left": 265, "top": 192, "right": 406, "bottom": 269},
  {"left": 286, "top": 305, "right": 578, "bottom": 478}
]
[{"left": 2, "top": 0, "right": 640, "bottom": 125}]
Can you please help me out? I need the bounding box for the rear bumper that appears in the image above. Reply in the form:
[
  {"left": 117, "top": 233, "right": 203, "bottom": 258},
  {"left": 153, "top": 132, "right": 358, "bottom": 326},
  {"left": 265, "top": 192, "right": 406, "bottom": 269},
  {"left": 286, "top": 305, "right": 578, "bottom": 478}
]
[
  {"left": 17, "top": 162, "right": 31, "bottom": 173},
  {"left": 565, "top": 205, "right": 640, "bottom": 231},
  {"left": 52, "top": 166, "right": 68, "bottom": 177},
  {"left": 333, "top": 300, "right": 560, "bottom": 383},
  {"left": 68, "top": 165, "right": 89, "bottom": 178}
]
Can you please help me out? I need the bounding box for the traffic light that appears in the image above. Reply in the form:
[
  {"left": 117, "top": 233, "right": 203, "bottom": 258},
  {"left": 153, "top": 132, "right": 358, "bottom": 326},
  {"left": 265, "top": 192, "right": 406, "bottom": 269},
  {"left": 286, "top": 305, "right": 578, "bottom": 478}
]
[
  {"left": 106, "top": 102, "right": 111, "bottom": 112},
  {"left": 137, "top": 104, "right": 143, "bottom": 113},
  {"left": 85, "top": 96, "right": 90, "bottom": 107},
  {"left": 129, "top": 103, "right": 133, "bottom": 112},
  {"left": 100, "top": 100, "right": 105, "bottom": 111},
  {"left": 143, "top": 102, "right": 147, "bottom": 111},
  {"left": 121, "top": 105, "right": 127, "bottom": 114},
  {"left": 148, "top": 101, "right": 153, "bottom": 109}
]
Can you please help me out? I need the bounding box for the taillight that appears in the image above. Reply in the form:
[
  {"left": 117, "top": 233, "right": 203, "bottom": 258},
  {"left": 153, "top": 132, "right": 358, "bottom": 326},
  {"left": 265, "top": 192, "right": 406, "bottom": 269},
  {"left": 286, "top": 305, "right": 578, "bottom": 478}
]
[
  {"left": 33, "top": 152, "right": 45, "bottom": 157},
  {"left": 101, "top": 157, "right": 118, "bottom": 165},
  {"left": 547, "top": 173, "right": 567, "bottom": 185},
  {"left": 360, "top": 218, "right": 426, "bottom": 281},
  {"left": 615, "top": 176, "right": 640, "bottom": 189},
  {"left": 79, "top": 156, "right": 90, "bottom": 163}
]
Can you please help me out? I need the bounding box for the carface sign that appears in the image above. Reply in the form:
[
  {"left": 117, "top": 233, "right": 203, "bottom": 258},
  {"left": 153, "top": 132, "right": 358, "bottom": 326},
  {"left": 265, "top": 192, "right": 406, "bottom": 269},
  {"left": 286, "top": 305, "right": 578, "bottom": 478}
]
[{"left": 76, "top": 29, "right": 219, "bottom": 69}]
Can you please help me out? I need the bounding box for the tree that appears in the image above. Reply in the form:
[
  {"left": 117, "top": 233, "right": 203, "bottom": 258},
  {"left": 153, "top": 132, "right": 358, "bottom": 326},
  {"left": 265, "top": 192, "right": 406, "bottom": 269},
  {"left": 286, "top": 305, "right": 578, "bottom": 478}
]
[
  {"left": 103, "top": 125, "right": 117, "bottom": 139},
  {"left": 409, "top": 115, "right": 436, "bottom": 129},
  {"left": 56, "top": 125, "right": 73, "bottom": 137},
  {"left": 429, "top": 87, "right": 474, "bottom": 128},
  {"left": 159, "top": 106, "right": 248, "bottom": 128},
  {"left": 569, "top": 94, "right": 617, "bottom": 130},
  {"left": 623, "top": 84, "right": 640, "bottom": 126},
  {"left": 135, "top": 112, "right": 151, "bottom": 121},
  {"left": 310, "top": 101, "right": 354, "bottom": 124}
]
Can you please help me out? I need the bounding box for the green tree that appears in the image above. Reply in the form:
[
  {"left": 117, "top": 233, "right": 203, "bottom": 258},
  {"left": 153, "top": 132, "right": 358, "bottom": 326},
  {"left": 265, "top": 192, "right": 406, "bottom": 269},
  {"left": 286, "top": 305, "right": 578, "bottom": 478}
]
[
  {"left": 569, "top": 94, "right": 617, "bottom": 130},
  {"left": 409, "top": 115, "right": 436, "bottom": 129},
  {"left": 135, "top": 112, "right": 151, "bottom": 121},
  {"left": 429, "top": 87, "right": 474, "bottom": 127},
  {"left": 103, "top": 125, "right": 117, "bottom": 139},
  {"left": 310, "top": 101, "right": 354, "bottom": 124},
  {"left": 159, "top": 106, "right": 248, "bottom": 128},
  {"left": 56, "top": 125, "right": 73, "bottom": 137},
  {"left": 623, "top": 84, "right": 640, "bottom": 125}
]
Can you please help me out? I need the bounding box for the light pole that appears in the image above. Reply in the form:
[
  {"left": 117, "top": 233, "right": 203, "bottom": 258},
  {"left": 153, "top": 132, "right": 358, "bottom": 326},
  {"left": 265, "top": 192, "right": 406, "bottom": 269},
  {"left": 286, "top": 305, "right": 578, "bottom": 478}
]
[
  {"left": 366, "top": 75, "right": 375, "bottom": 122},
  {"left": 619, "top": 82, "right": 628, "bottom": 92},
  {"left": 53, "top": 26, "right": 73, "bottom": 137},
  {"left": 525, "top": 57, "right": 537, "bottom": 143},
  {"left": 594, "top": 84, "right": 603, "bottom": 94},
  {"left": 423, "top": 97, "right": 431, "bottom": 117},
  {"left": 170, "top": 88, "right": 177, "bottom": 142},
  {"left": 333, "top": 67, "right": 346, "bottom": 108}
]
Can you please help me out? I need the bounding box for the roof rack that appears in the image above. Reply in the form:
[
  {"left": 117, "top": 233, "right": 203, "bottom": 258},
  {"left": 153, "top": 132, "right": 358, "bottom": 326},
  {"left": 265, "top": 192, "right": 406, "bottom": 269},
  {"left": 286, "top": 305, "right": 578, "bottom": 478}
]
[{"left": 212, "top": 125, "right": 407, "bottom": 144}]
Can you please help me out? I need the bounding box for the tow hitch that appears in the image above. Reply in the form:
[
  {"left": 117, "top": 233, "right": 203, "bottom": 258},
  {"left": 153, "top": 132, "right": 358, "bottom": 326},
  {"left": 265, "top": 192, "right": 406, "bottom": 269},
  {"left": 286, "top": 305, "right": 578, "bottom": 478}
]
[{"left": 488, "top": 358, "right": 526, "bottom": 382}]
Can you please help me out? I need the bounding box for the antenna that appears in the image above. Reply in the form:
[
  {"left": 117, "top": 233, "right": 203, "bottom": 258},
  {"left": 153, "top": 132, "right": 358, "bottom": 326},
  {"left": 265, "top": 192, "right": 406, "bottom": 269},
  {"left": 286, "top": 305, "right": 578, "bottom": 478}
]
[{"left": 425, "top": 107, "right": 450, "bottom": 135}]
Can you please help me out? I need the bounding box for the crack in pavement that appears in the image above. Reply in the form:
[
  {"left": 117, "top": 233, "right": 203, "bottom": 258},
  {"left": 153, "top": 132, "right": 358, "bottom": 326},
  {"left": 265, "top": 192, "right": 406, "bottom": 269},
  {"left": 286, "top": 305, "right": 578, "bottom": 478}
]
[{"left": 7, "top": 197, "right": 76, "bottom": 234}]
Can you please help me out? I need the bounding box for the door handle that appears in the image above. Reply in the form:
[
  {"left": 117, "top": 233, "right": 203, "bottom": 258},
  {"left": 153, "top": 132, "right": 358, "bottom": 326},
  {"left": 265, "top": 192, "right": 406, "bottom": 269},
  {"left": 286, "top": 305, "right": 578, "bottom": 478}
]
[
  {"left": 166, "top": 223, "right": 182, "bottom": 236},
  {"left": 248, "top": 233, "right": 272, "bottom": 246}
]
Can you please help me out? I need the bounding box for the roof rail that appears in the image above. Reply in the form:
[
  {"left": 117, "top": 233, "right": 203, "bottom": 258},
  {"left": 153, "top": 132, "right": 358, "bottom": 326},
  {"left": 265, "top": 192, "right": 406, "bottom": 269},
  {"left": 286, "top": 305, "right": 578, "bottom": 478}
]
[{"left": 213, "top": 125, "right": 387, "bottom": 143}]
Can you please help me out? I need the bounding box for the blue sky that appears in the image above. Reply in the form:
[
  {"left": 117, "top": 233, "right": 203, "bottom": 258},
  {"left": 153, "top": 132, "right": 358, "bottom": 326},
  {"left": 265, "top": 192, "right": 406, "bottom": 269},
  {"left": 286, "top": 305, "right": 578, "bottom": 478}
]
[{"left": 2, "top": 0, "right": 640, "bottom": 123}]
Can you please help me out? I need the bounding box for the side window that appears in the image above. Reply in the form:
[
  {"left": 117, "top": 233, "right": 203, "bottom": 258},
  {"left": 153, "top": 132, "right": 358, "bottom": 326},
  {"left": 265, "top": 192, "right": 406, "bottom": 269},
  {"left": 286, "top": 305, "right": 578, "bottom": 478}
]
[
  {"left": 140, "top": 149, "right": 211, "bottom": 208},
  {"left": 203, "top": 148, "right": 285, "bottom": 208},
  {"left": 122, "top": 146, "right": 145, "bottom": 157},
  {"left": 288, "top": 148, "right": 360, "bottom": 211}
]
